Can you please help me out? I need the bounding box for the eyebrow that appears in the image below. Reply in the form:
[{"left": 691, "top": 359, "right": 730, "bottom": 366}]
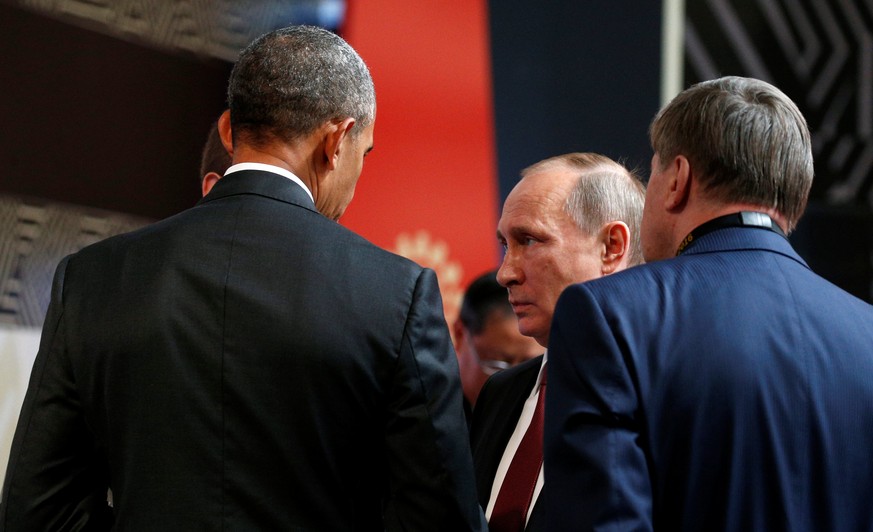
[{"left": 504, "top": 223, "right": 540, "bottom": 238}]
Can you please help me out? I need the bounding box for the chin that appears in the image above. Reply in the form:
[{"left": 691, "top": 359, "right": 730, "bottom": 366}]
[{"left": 517, "top": 322, "right": 542, "bottom": 345}]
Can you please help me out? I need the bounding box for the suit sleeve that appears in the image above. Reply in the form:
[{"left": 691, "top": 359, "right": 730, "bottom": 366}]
[
  {"left": 544, "top": 283, "right": 652, "bottom": 531},
  {"left": 467, "top": 368, "right": 500, "bottom": 510},
  {"left": 0, "top": 256, "right": 113, "bottom": 531},
  {"left": 382, "top": 268, "right": 487, "bottom": 532}
]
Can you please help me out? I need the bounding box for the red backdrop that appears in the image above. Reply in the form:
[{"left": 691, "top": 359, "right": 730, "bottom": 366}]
[{"left": 341, "top": 1, "right": 500, "bottom": 323}]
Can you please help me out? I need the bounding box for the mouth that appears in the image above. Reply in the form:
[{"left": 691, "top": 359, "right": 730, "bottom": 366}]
[{"left": 509, "top": 299, "right": 533, "bottom": 314}]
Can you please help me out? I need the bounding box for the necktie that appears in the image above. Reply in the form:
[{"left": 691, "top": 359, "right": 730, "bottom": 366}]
[{"left": 489, "top": 365, "right": 546, "bottom": 532}]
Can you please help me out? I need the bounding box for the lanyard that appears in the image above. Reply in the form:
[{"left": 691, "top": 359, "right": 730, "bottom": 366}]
[{"left": 676, "top": 212, "right": 786, "bottom": 256}]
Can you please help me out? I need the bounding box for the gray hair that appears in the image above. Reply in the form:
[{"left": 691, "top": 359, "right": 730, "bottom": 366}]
[
  {"left": 522, "top": 153, "right": 647, "bottom": 266},
  {"left": 649, "top": 76, "right": 813, "bottom": 231},
  {"left": 227, "top": 25, "right": 376, "bottom": 147}
]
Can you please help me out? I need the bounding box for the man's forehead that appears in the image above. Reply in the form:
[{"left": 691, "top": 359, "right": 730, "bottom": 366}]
[
  {"left": 500, "top": 185, "right": 568, "bottom": 225},
  {"left": 498, "top": 213, "right": 574, "bottom": 247}
]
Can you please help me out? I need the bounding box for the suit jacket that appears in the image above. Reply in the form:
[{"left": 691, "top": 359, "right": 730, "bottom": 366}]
[
  {"left": 545, "top": 226, "right": 873, "bottom": 531},
  {"left": 0, "top": 170, "right": 486, "bottom": 531},
  {"left": 470, "top": 354, "right": 546, "bottom": 531}
]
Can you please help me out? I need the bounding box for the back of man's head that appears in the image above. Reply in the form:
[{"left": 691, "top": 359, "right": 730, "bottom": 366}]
[
  {"left": 649, "top": 76, "right": 813, "bottom": 232},
  {"left": 226, "top": 25, "right": 375, "bottom": 148},
  {"left": 521, "top": 153, "right": 647, "bottom": 266},
  {"left": 199, "top": 121, "right": 232, "bottom": 184}
]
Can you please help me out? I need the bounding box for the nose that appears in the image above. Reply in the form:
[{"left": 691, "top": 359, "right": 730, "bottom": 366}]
[{"left": 496, "top": 248, "right": 521, "bottom": 287}]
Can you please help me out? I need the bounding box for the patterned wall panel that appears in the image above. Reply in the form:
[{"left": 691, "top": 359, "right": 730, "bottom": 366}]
[
  {"left": 685, "top": 0, "right": 873, "bottom": 206},
  {"left": 0, "top": 194, "right": 150, "bottom": 328}
]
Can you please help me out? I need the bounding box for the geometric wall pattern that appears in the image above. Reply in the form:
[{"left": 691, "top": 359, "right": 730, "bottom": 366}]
[
  {"left": 0, "top": 194, "right": 150, "bottom": 327},
  {"left": 685, "top": 0, "right": 873, "bottom": 207}
]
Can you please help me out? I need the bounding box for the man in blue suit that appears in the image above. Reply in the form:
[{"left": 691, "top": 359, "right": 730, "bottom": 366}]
[{"left": 545, "top": 76, "right": 873, "bottom": 531}]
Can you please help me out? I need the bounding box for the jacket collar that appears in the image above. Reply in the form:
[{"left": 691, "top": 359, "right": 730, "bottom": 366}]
[
  {"left": 197, "top": 169, "right": 318, "bottom": 214},
  {"left": 681, "top": 225, "right": 810, "bottom": 270}
]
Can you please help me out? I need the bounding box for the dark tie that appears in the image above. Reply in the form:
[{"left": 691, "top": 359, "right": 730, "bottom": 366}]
[{"left": 489, "top": 364, "right": 546, "bottom": 532}]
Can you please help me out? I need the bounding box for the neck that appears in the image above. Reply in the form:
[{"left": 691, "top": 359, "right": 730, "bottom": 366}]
[{"left": 231, "top": 143, "right": 318, "bottom": 196}]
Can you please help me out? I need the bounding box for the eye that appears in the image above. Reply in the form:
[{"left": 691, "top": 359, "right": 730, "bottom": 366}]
[{"left": 522, "top": 236, "right": 537, "bottom": 246}]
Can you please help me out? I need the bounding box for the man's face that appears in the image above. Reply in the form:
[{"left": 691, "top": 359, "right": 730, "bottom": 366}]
[
  {"left": 320, "top": 122, "right": 374, "bottom": 221},
  {"left": 496, "top": 169, "right": 604, "bottom": 347},
  {"left": 455, "top": 310, "right": 542, "bottom": 406},
  {"left": 641, "top": 153, "right": 673, "bottom": 262}
]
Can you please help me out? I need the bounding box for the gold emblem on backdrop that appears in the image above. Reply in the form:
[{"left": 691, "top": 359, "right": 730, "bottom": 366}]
[{"left": 393, "top": 230, "right": 464, "bottom": 326}]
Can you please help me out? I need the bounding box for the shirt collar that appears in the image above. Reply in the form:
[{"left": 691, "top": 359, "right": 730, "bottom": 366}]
[
  {"left": 534, "top": 350, "right": 548, "bottom": 392},
  {"left": 224, "top": 162, "right": 314, "bottom": 204}
]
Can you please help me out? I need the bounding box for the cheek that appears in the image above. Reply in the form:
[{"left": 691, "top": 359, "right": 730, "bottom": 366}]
[
  {"left": 536, "top": 264, "right": 570, "bottom": 300},
  {"left": 642, "top": 192, "right": 657, "bottom": 219},
  {"left": 558, "top": 244, "right": 599, "bottom": 279},
  {"left": 641, "top": 200, "right": 661, "bottom": 241}
]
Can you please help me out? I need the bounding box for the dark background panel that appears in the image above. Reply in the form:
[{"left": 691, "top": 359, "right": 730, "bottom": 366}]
[
  {"left": 488, "top": 0, "right": 663, "bottom": 202},
  {"left": 790, "top": 205, "right": 873, "bottom": 301},
  {"left": 0, "top": 3, "right": 231, "bottom": 220}
]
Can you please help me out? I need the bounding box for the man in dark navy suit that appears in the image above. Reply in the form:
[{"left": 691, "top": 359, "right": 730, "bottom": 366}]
[
  {"left": 546, "top": 76, "right": 873, "bottom": 531},
  {"left": 470, "top": 153, "right": 645, "bottom": 532},
  {"left": 0, "top": 26, "right": 485, "bottom": 531}
]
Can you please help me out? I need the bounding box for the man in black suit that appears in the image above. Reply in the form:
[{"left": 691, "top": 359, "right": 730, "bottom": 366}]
[
  {"left": 0, "top": 26, "right": 485, "bottom": 531},
  {"left": 470, "top": 153, "right": 645, "bottom": 531}
]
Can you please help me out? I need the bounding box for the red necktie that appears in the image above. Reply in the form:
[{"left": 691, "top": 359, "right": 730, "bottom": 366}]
[{"left": 489, "top": 365, "right": 546, "bottom": 532}]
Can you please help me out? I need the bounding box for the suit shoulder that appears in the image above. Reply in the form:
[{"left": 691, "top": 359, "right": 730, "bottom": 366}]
[
  {"left": 324, "top": 221, "right": 423, "bottom": 273},
  {"left": 63, "top": 219, "right": 156, "bottom": 266},
  {"left": 562, "top": 262, "right": 659, "bottom": 300},
  {"left": 472, "top": 355, "right": 543, "bottom": 438},
  {"left": 482, "top": 354, "right": 544, "bottom": 393}
]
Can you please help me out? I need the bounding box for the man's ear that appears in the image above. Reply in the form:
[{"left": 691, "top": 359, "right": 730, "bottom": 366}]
[
  {"left": 323, "top": 117, "right": 356, "bottom": 170},
  {"left": 600, "top": 221, "right": 631, "bottom": 274},
  {"left": 665, "top": 154, "right": 692, "bottom": 211},
  {"left": 201, "top": 172, "right": 221, "bottom": 197},
  {"left": 217, "top": 109, "right": 234, "bottom": 157}
]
